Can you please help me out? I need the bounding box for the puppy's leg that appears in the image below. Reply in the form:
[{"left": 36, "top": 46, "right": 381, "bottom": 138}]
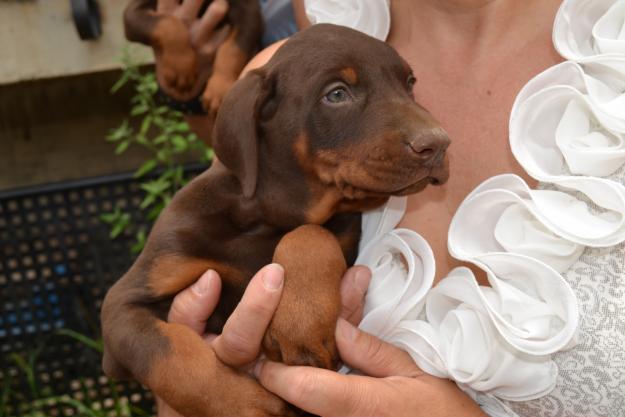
[
  {"left": 202, "top": 1, "right": 263, "bottom": 116},
  {"left": 124, "top": 0, "right": 198, "bottom": 97},
  {"left": 101, "top": 257, "right": 287, "bottom": 417},
  {"left": 263, "top": 225, "right": 346, "bottom": 369}
]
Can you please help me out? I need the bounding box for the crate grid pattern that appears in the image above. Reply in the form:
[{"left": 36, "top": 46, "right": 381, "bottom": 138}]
[{"left": 0, "top": 170, "right": 194, "bottom": 416}]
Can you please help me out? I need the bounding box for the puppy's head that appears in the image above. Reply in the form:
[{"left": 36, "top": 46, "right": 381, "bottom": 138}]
[{"left": 213, "top": 24, "right": 450, "bottom": 204}]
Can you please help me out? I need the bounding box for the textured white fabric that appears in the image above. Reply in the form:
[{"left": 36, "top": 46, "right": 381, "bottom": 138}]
[{"left": 304, "top": 0, "right": 391, "bottom": 40}]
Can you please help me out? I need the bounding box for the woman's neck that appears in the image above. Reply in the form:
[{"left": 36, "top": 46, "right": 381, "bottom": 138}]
[{"left": 388, "top": 0, "right": 555, "bottom": 65}]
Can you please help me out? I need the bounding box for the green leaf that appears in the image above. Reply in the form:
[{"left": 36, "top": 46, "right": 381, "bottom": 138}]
[
  {"left": 174, "top": 122, "right": 190, "bottom": 132},
  {"left": 115, "top": 140, "right": 130, "bottom": 155},
  {"left": 139, "top": 192, "right": 157, "bottom": 210},
  {"left": 99, "top": 212, "right": 117, "bottom": 224},
  {"left": 110, "top": 213, "right": 130, "bottom": 239},
  {"left": 56, "top": 329, "right": 103, "bottom": 353},
  {"left": 106, "top": 121, "right": 130, "bottom": 142},
  {"left": 42, "top": 396, "right": 104, "bottom": 417},
  {"left": 129, "top": 405, "right": 151, "bottom": 417},
  {"left": 153, "top": 134, "right": 168, "bottom": 145},
  {"left": 140, "top": 115, "right": 152, "bottom": 135},
  {"left": 10, "top": 353, "right": 38, "bottom": 398},
  {"left": 147, "top": 201, "right": 165, "bottom": 221},
  {"left": 131, "top": 229, "right": 147, "bottom": 255},
  {"left": 172, "top": 135, "right": 188, "bottom": 152},
  {"left": 136, "top": 134, "right": 148, "bottom": 145},
  {"left": 156, "top": 106, "right": 169, "bottom": 115},
  {"left": 204, "top": 147, "right": 215, "bottom": 162},
  {"left": 111, "top": 72, "right": 130, "bottom": 93},
  {"left": 134, "top": 159, "right": 157, "bottom": 178},
  {"left": 156, "top": 149, "right": 169, "bottom": 162},
  {"left": 131, "top": 103, "right": 148, "bottom": 116},
  {"left": 141, "top": 178, "right": 171, "bottom": 195}
]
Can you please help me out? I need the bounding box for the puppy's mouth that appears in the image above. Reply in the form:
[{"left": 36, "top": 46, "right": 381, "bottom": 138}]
[
  {"left": 393, "top": 153, "right": 449, "bottom": 195},
  {"left": 337, "top": 164, "right": 448, "bottom": 199},
  {"left": 392, "top": 175, "right": 440, "bottom": 196}
]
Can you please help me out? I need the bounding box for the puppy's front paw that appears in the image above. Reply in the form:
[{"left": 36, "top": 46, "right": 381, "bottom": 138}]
[
  {"left": 263, "top": 316, "right": 339, "bottom": 370},
  {"left": 202, "top": 72, "right": 237, "bottom": 117}
]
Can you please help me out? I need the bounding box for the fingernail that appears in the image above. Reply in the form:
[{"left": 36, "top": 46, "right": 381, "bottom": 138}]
[
  {"left": 253, "top": 359, "right": 265, "bottom": 378},
  {"left": 337, "top": 318, "right": 357, "bottom": 341},
  {"left": 213, "top": 0, "right": 228, "bottom": 12},
  {"left": 354, "top": 268, "right": 371, "bottom": 294},
  {"left": 262, "top": 264, "right": 284, "bottom": 291},
  {"left": 192, "top": 270, "right": 215, "bottom": 295}
]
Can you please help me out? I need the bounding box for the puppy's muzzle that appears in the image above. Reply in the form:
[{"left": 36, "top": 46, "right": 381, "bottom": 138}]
[{"left": 405, "top": 127, "right": 451, "bottom": 184}]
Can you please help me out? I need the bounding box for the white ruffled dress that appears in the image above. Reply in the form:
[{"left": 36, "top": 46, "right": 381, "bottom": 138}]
[{"left": 304, "top": 1, "right": 625, "bottom": 416}]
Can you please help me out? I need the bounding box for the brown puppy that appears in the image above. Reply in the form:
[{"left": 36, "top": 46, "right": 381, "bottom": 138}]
[
  {"left": 101, "top": 24, "right": 450, "bottom": 417},
  {"left": 123, "top": 0, "right": 262, "bottom": 115}
]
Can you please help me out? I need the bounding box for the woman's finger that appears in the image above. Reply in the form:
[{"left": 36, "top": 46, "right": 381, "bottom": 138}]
[
  {"left": 198, "top": 24, "right": 231, "bottom": 57},
  {"left": 339, "top": 266, "right": 371, "bottom": 325},
  {"left": 167, "top": 269, "right": 222, "bottom": 335},
  {"left": 157, "top": 0, "right": 178, "bottom": 13},
  {"left": 335, "top": 318, "right": 422, "bottom": 378},
  {"left": 178, "top": 0, "right": 205, "bottom": 19},
  {"left": 197, "top": 0, "right": 229, "bottom": 41},
  {"left": 212, "top": 263, "right": 284, "bottom": 367},
  {"left": 255, "top": 360, "right": 378, "bottom": 417}
]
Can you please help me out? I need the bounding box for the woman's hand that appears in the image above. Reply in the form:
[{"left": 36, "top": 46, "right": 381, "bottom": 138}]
[
  {"left": 254, "top": 320, "right": 487, "bottom": 417},
  {"left": 157, "top": 263, "right": 372, "bottom": 417}
]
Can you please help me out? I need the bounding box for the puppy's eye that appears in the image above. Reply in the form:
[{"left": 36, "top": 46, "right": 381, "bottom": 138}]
[
  {"left": 407, "top": 74, "right": 417, "bottom": 89},
  {"left": 324, "top": 87, "right": 351, "bottom": 104}
]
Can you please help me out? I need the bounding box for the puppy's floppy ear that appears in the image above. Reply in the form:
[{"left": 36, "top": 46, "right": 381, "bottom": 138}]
[{"left": 212, "top": 70, "right": 273, "bottom": 198}]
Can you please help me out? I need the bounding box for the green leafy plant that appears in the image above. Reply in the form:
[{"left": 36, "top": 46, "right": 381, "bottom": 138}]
[{"left": 102, "top": 52, "right": 213, "bottom": 253}]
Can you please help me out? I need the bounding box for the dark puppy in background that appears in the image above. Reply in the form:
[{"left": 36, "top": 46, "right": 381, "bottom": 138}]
[
  {"left": 123, "top": 0, "right": 262, "bottom": 116},
  {"left": 101, "top": 24, "right": 450, "bottom": 417}
]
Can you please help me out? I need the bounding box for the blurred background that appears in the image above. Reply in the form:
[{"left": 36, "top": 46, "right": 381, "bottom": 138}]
[
  {"left": 1, "top": 1, "right": 211, "bottom": 415},
  {"left": 1, "top": 0, "right": 154, "bottom": 190}
]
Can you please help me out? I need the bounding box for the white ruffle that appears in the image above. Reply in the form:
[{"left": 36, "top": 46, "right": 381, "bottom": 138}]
[
  {"left": 304, "top": 0, "right": 391, "bottom": 41},
  {"left": 356, "top": 195, "right": 578, "bottom": 404},
  {"left": 337, "top": 0, "right": 625, "bottom": 414},
  {"left": 554, "top": 0, "right": 625, "bottom": 60}
]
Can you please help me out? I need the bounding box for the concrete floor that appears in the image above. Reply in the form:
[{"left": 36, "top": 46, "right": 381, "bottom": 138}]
[{"left": 0, "top": 70, "right": 155, "bottom": 191}]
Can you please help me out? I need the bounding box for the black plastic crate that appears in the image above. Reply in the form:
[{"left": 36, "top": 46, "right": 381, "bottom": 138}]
[{"left": 0, "top": 165, "right": 205, "bottom": 416}]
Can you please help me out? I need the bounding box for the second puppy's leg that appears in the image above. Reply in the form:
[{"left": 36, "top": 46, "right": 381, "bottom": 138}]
[{"left": 124, "top": 0, "right": 199, "bottom": 97}]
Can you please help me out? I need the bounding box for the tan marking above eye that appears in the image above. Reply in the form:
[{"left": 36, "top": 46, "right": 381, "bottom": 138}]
[{"left": 340, "top": 67, "right": 358, "bottom": 85}]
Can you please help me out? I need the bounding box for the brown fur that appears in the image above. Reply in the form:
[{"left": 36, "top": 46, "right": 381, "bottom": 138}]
[
  {"left": 101, "top": 25, "right": 450, "bottom": 417},
  {"left": 123, "top": 0, "right": 262, "bottom": 112}
]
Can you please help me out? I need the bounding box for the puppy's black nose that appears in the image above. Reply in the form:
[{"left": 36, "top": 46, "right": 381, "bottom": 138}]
[{"left": 407, "top": 127, "right": 450, "bottom": 161}]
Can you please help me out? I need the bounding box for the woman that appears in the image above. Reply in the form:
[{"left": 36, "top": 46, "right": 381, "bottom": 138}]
[{"left": 156, "top": 0, "right": 625, "bottom": 416}]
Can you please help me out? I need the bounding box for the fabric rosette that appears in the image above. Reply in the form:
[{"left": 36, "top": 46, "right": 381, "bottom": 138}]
[
  {"left": 554, "top": 0, "right": 625, "bottom": 60},
  {"left": 304, "top": 0, "right": 391, "bottom": 41},
  {"left": 509, "top": 59, "right": 625, "bottom": 247},
  {"left": 354, "top": 195, "right": 578, "bottom": 404}
]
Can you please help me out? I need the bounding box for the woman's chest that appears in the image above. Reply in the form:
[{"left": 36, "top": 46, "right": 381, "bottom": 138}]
[{"left": 394, "top": 37, "right": 564, "bottom": 279}]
